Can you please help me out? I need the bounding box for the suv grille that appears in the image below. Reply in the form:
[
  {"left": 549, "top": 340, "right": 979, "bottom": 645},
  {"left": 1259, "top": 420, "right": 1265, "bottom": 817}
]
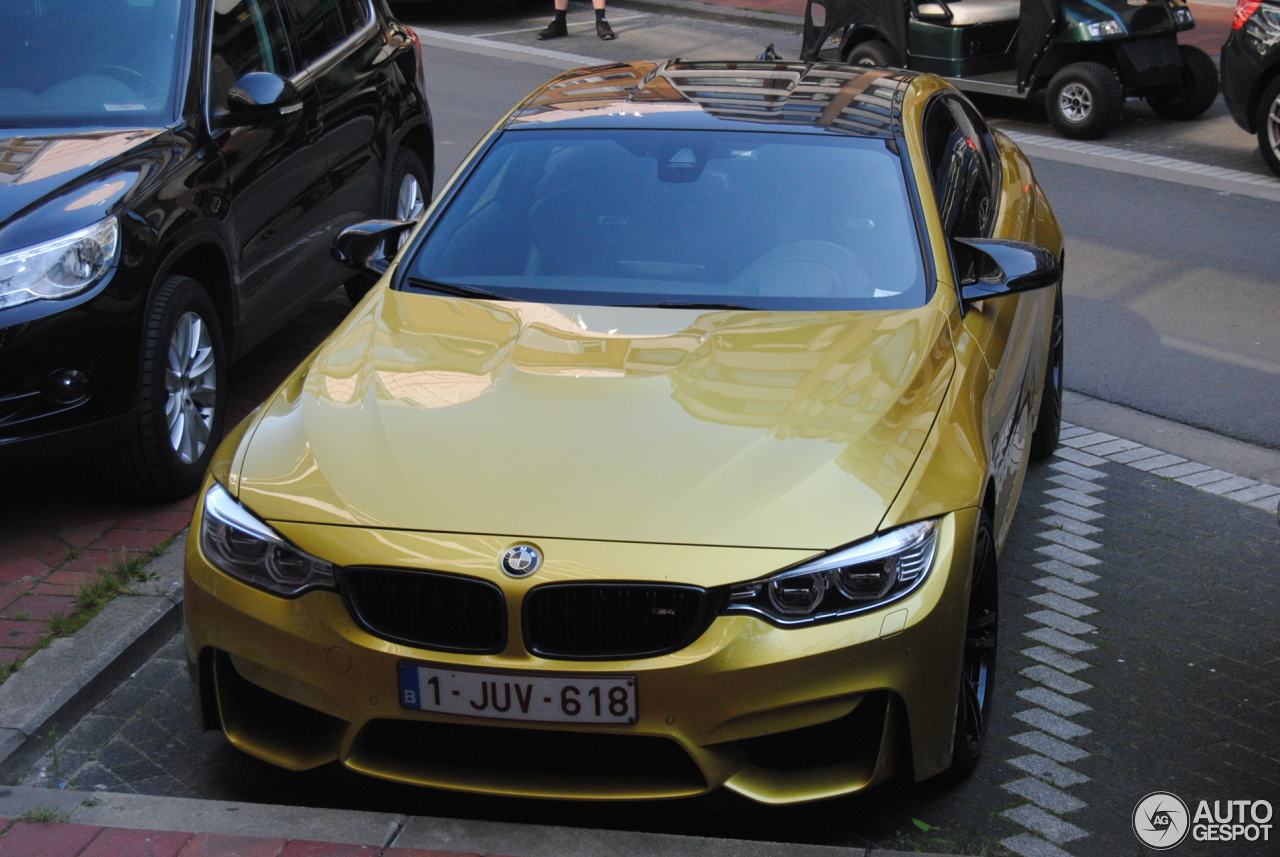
[
  {"left": 343, "top": 567, "right": 505, "bottom": 653},
  {"left": 524, "top": 582, "right": 715, "bottom": 660}
]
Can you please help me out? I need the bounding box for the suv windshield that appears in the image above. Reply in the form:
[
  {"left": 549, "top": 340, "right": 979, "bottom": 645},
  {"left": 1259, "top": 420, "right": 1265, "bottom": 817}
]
[
  {"left": 0, "top": 0, "right": 190, "bottom": 128},
  {"left": 406, "top": 129, "right": 928, "bottom": 311}
]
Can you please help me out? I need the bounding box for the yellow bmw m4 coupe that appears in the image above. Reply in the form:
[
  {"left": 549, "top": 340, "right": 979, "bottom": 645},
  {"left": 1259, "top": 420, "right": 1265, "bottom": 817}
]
[{"left": 184, "top": 60, "right": 1065, "bottom": 805}]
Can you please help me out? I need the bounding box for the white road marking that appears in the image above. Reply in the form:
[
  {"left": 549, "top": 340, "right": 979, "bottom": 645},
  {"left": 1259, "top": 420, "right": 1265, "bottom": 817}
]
[
  {"left": 474, "top": 13, "right": 649, "bottom": 36},
  {"left": 412, "top": 26, "right": 608, "bottom": 69}
]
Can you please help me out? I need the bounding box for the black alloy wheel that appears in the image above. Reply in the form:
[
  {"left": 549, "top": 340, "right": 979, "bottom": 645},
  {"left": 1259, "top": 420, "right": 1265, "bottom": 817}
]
[
  {"left": 116, "top": 275, "right": 227, "bottom": 501},
  {"left": 1255, "top": 76, "right": 1280, "bottom": 178},
  {"left": 1029, "top": 279, "right": 1064, "bottom": 461},
  {"left": 845, "top": 39, "right": 900, "bottom": 68},
  {"left": 1046, "top": 62, "right": 1123, "bottom": 140},
  {"left": 941, "top": 509, "right": 998, "bottom": 782},
  {"left": 1145, "top": 45, "right": 1219, "bottom": 121},
  {"left": 345, "top": 147, "right": 432, "bottom": 305}
]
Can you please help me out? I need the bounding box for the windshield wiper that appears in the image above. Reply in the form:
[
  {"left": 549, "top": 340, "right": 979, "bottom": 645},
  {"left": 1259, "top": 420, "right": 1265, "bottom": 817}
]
[
  {"left": 626, "top": 301, "right": 757, "bottom": 310},
  {"left": 405, "top": 277, "right": 512, "bottom": 301}
]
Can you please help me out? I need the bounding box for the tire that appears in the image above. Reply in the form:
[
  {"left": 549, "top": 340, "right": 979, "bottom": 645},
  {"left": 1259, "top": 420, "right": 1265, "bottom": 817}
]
[
  {"left": 940, "top": 508, "right": 999, "bottom": 783},
  {"left": 845, "top": 39, "right": 900, "bottom": 69},
  {"left": 1029, "top": 279, "right": 1064, "bottom": 462},
  {"left": 116, "top": 275, "right": 227, "bottom": 501},
  {"left": 1145, "top": 45, "right": 1219, "bottom": 121},
  {"left": 1254, "top": 75, "right": 1280, "bottom": 178},
  {"left": 1046, "top": 62, "right": 1123, "bottom": 139},
  {"left": 344, "top": 147, "right": 432, "bottom": 305}
]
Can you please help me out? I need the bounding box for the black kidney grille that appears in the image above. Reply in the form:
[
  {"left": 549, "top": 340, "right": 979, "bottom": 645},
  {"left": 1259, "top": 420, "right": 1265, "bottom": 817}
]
[
  {"left": 524, "top": 583, "right": 713, "bottom": 660},
  {"left": 344, "top": 568, "right": 505, "bottom": 653}
]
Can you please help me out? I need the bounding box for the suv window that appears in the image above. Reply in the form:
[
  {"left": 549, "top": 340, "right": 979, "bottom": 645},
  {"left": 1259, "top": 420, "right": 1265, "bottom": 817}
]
[
  {"left": 286, "top": 0, "right": 352, "bottom": 65},
  {"left": 209, "top": 0, "right": 291, "bottom": 113},
  {"left": 339, "top": 0, "right": 371, "bottom": 32},
  {"left": 922, "top": 96, "right": 995, "bottom": 241}
]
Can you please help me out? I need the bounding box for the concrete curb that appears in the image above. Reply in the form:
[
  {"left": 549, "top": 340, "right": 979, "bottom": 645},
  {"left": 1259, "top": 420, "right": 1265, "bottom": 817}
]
[
  {"left": 611, "top": 0, "right": 804, "bottom": 31},
  {"left": 0, "top": 786, "right": 956, "bottom": 857},
  {"left": 0, "top": 534, "right": 186, "bottom": 784}
]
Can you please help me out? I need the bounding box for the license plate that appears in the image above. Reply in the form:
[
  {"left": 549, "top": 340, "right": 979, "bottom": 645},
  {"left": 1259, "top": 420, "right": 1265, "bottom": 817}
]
[{"left": 397, "top": 663, "right": 638, "bottom": 725}]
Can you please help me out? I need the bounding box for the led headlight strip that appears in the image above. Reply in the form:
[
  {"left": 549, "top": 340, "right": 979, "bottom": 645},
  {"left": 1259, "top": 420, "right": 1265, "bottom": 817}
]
[{"left": 724, "top": 519, "right": 939, "bottom": 626}]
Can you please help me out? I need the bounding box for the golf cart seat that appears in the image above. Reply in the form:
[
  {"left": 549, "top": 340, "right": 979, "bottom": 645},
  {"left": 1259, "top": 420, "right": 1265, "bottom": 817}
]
[{"left": 915, "top": 0, "right": 1021, "bottom": 25}]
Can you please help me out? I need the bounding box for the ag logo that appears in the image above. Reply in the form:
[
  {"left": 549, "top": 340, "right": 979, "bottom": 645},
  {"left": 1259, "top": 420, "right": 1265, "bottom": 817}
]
[
  {"left": 501, "top": 544, "right": 542, "bottom": 577},
  {"left": 1134, "top": 791, "right": 1190, "bottom": 849}
]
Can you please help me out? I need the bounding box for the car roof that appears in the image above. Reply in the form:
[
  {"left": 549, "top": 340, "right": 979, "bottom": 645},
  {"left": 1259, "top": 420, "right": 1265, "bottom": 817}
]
[{"left": 504, "top": 60, "right": 920, "bottom": 138}]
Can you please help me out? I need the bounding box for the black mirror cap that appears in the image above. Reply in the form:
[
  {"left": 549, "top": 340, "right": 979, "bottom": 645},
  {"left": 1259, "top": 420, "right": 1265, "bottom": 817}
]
[
  {"left": 213, "top": 73, "right": 302, "bottom": 128},
  {"left": 332, "top": 220, "right": 416, "bottom": 275},
  {"left": 955, "top": 238, "right": 1061, "bottom": 307}
]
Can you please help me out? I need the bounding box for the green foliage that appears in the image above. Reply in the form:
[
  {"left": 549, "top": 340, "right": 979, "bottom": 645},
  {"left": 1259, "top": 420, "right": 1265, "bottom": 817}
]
[
  {"left": 11, "top": 610, "right": 30, "bottom": 621},
  {"left": 18, "top": 806, "right": 70, "bottom": 823},
  {"left": 891, "top": 820, "right": 1007, "bottom": 855}
]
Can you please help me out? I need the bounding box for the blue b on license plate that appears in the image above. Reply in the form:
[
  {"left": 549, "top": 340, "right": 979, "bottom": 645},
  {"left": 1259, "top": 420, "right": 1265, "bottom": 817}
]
[{"left": 397, "top": 663, "right": 638, "bottom": 725}]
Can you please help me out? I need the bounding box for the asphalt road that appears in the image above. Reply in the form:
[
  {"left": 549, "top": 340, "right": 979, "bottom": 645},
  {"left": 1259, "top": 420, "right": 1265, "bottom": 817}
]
[{"left": 405, "top": 0, "right": 1280, "bottom": 450}]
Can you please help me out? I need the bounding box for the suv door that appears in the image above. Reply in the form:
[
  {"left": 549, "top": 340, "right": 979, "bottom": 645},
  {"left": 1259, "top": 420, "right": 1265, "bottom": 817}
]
[
  {"left": 283, "top": 0, "right": 388, "bottom": 241},
  {"left": 208, "top": 0, "right": 333, "bottom": 352}
]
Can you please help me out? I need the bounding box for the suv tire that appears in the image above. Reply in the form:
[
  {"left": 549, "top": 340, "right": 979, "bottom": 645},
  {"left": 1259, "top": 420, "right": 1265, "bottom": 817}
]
[
  {"left": 1146, "top": 45, "right": 1219, "bottom": 121},
  {"left": 845, "top": 39, "right": 900, "bottom": 68},
  {"left": 116, "top": 275, "right": 227, "bottom": 501},
  {"left": 1046, "top": 62, "right": 1123, "bottom": 139},
  {"left": 345, "top": 147, "right": 432, "bottom": 305},
  {"left": 1255, "top": 75, "right": 1280, "bottom": 178}
]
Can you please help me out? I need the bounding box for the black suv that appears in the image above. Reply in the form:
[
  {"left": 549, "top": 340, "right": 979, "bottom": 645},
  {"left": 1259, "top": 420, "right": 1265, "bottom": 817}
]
[
  {"left": 1222, "top": 0, "right": 1280, "bottom": 176},
  {"left": 0, "top": 0, "right": 433, "bottom": 498}
]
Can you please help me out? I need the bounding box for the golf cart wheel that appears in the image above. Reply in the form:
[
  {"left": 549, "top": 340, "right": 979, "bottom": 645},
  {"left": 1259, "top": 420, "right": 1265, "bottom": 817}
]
[
  {"left": 938, "top": 507, "right": 999, "bottom": 784},
  {"left": 345, "top": 147, "right": 430, "bottom": 305},
  {"left": 845, "top": 39, "right": 900, "bottom": 68},
  {"left": 1256, "top": 76, "right": 1280, "bottom": 178},
  {"left": 1029, "top": 276, "right": 1064, "bottom": 462},
  {"left": 1046, "top": 62, "right": 1123, "bottom": 139},
  {"left": 1145, "top": 45, "right": 1218, "bottom": 121}
]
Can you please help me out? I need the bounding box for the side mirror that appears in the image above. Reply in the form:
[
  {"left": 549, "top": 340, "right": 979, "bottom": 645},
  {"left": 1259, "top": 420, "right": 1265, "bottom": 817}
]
[
  {"left": 332, "top": 219, "right": 416, "bottom": 275},
  {"left": 953, "top": 238, "right": 1060, "bottom": 309},
  {"left": 213, "top": 72, "right": 302, "bottom": 128}
]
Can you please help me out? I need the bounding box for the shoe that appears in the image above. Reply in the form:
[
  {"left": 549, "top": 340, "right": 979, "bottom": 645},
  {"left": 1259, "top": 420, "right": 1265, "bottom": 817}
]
[
  {"left": 537, "top": 19, "right": 568, "bottom": 40},
  {"left": 596, "top": 20, "right": 616, "bottom": 40}
]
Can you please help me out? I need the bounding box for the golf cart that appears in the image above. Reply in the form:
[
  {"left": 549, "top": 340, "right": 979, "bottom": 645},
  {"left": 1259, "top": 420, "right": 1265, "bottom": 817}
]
[{"left": 800, "top": 0, "right": 1218, "bottom": 138}]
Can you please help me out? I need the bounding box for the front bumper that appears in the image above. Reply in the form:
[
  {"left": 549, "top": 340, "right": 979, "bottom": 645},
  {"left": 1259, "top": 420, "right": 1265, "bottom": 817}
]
[{"left": 184, "top": 499, "right": 978, "bottom": 804}]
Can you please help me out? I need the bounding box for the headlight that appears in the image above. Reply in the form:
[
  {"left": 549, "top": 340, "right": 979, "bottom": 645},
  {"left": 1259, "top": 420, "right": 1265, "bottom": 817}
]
[
  {"left": 1085, "top": 20, "right": 1125, "bottom": 37},
  {"left": 1174, "top": 7, "right": 1193, "bottom": 25},
  {"left": 724, "top": 520, "right": 939, "bottom": 626},
  {"left": 200, "top": 482, "right": 337, "bottom": 597},
  {"left": 0, "top": 217, "right": 119, "bottom": 310}
]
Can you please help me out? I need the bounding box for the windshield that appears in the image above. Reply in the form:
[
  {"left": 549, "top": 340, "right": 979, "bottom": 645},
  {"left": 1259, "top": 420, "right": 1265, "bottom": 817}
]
[
  {"left": 0, "top": 0, "right": 189, "bottom": 128},
  {"left": 406, "top": 129, "right": 929, "bottom": 311}
]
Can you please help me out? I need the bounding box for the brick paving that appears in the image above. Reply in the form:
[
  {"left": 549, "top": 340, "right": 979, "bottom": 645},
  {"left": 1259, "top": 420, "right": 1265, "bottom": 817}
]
[
  {"left": 0, "top": 291, "right": 352, "bottom": 668},
  {"left": 0, "top": 820, "right": 481, "bottom": 857}
]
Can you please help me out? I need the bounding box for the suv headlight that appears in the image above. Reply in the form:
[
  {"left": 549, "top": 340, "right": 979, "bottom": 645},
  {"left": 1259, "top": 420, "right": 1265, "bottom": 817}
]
[
  {"left": 724, "top": 519, "right": 939, "bottom": 626},
  {"left": 200, "top": 482, "right": 337, "bottom": 597},
  {"left": 0, "top": 217, "right": 119, "bottom": 310},
  {"left": 1086, "top": 20, "right": 1125, "bottom": 37}
]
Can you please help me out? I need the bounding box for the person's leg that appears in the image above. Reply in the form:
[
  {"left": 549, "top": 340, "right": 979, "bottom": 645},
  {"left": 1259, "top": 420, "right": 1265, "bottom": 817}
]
[
  {"left": 594, "top": 0, "right": 616, "bottom": 40},
  {"left": 538, "top": 0, "right": 569, "bottom": 40}
]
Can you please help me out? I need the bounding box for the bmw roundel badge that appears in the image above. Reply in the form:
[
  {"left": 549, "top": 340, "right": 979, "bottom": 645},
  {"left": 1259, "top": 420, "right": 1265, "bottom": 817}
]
[{"left": 501, "top": 544, "right": 542, "bottom": 577}]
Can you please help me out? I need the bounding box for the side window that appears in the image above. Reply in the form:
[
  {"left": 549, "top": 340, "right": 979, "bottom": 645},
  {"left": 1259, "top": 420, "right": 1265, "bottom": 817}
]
[
  {"left": 285, "top": 0, "right": 350, "bottom": 65},
  {"left": 209, "top": 0, "right": 292, "bottom": 113},
  {"left": 338, "top": 0, "right": 371, "bottom": 32},
  {"left": 922, "top": 97, "right": 995, "bottom": 242}
]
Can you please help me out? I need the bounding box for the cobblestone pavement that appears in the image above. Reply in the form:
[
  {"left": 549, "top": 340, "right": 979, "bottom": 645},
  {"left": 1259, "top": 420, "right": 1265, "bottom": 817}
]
[
  {"left": 22, "top": 434, "right": 1280, "bottom": 857},
  {"left": 0, "top": 291, "right": 351, "bottom": 666}
]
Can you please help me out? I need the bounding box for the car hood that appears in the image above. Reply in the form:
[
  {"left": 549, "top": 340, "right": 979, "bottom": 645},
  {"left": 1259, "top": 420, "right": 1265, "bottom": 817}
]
[
  {"left": 235, "top": 290, "right": 955, "bottom": 551},
  {"left": 0, "top": 128, "right": 165, "bottom": 247}
]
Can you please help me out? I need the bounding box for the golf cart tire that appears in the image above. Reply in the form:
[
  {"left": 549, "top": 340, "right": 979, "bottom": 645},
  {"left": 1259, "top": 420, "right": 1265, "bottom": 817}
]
[
  {"left": 845, "top": 39, "right": 900, "bottom": 69},
  {"left": 1255, "top": 75, "right": 1280, "bottom": 178},
  {"left": 1145, "top": 45, "right": 1219, "bottom": 121},
  {"left": 1046, "top": 62, "right": 1123, "bottom": 140}
]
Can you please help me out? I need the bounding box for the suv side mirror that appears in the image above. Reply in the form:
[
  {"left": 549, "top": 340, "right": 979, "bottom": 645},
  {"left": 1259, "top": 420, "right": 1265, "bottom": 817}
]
[
  {"left": 332, "top": 219, "right": 416, "bottom": 275},
  {"left": 953, "top": 238, "right": 1060, "bottom": 309},
  {"left": 213, "top": 72, "right": 302, "bottom": 128}
]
